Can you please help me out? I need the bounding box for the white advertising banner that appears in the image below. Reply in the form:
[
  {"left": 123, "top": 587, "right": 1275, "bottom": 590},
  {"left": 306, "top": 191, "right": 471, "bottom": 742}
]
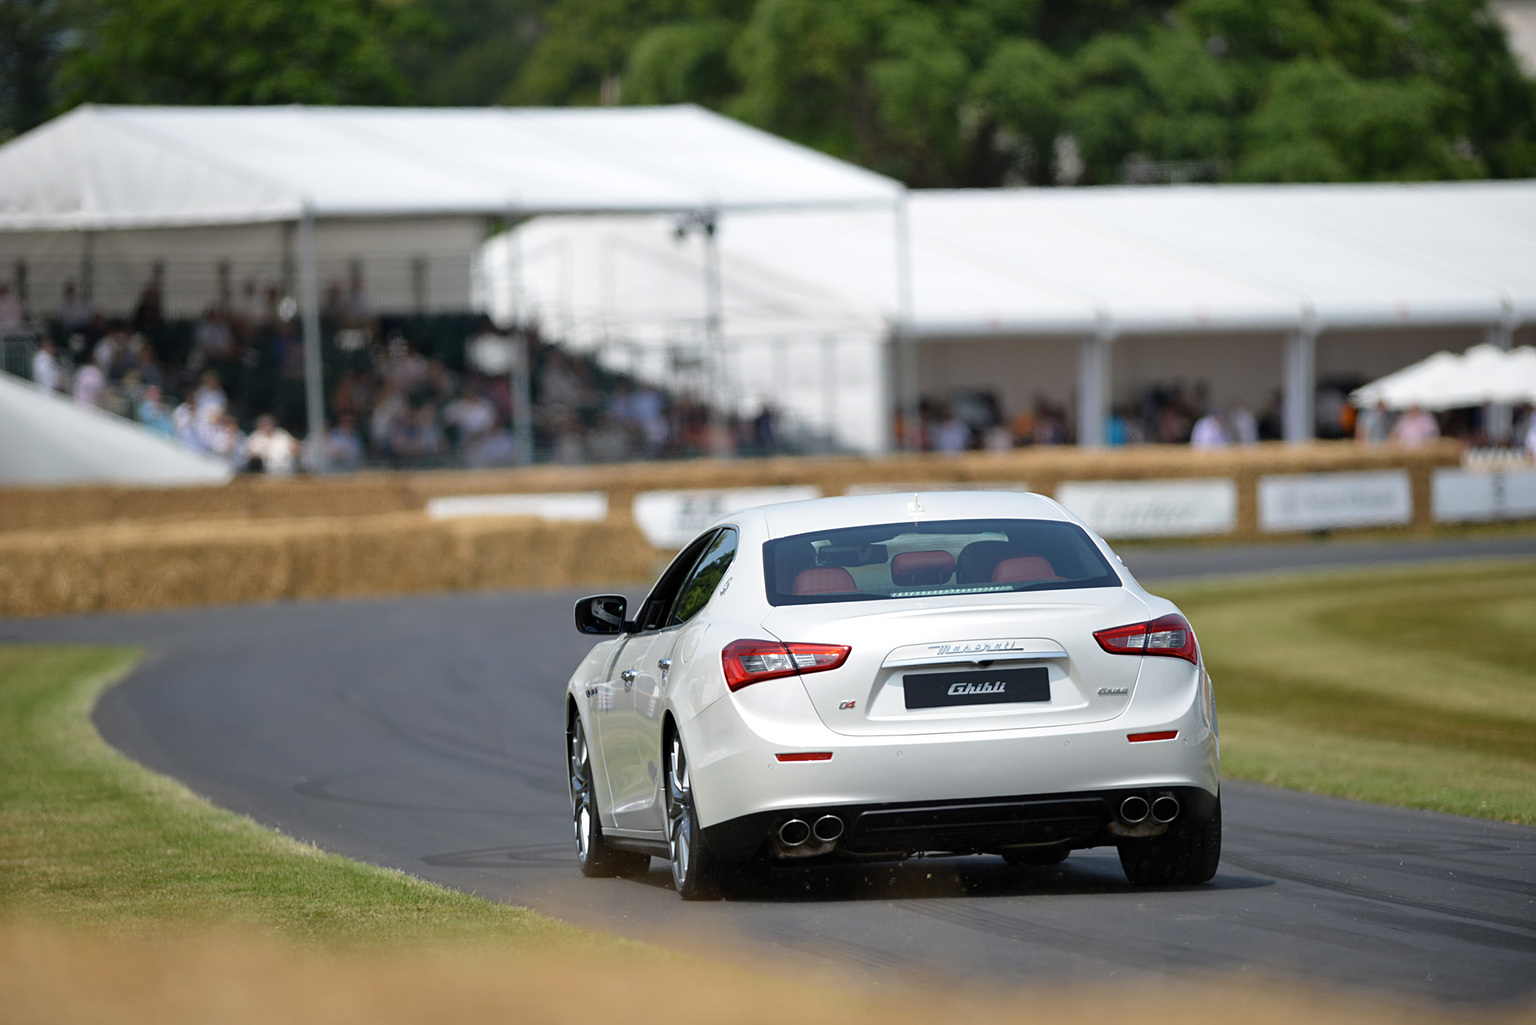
[
  {"left": 1054, "top": 479, "right": 1237, "bottom": 538},
  {"left": 425, "top": 491, "right": 608, "bottom": 522},
  {"left": 845, "top": 481, "right": 1030, "bottom": 495},
  {"left": 633, "top": 486, "right": 822, "bottom": 548},
  {"left": 1258, "top": 470, "right": 1412, "bottom": 532},
  {"left": 1432, "top": 468, "right": 1536, "bottom": 522}
]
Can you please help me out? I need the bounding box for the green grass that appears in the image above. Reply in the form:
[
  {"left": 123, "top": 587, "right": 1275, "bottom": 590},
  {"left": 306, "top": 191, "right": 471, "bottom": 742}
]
[
  {"left": 0, "top": 645, "right": 580, "bottom": 945},
  {"left": 1163, "top": 558, "right": 1536, "bottom": 825}
]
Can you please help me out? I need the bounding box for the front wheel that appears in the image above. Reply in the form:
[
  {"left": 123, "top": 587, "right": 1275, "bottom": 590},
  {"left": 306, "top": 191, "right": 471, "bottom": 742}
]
[
  {"left": 666, "top": 734, "right": 725, "bottom": 900},
  {"left": 568, "top": 717, "right": 649, "bottom": 879},
  {"left": 1118, "top": 795, "right": 1221, "bottom": 886}
]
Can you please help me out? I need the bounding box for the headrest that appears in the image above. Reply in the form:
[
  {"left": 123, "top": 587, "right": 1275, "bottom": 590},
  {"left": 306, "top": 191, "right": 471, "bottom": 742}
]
[
  {"left": 794, "top": 567, "right": 857, "bottom": 595},
  {"left": 891, "top": 549, "right": 955, "bottom": 587},
  {"left": 992, "top": 556, "right": 1062, "bottom": 585}
]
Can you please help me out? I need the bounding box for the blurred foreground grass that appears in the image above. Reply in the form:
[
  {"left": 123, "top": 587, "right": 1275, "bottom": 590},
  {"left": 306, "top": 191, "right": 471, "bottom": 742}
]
[{"left": 1164, "top": 559, "right": 1536, "bottom": 825}]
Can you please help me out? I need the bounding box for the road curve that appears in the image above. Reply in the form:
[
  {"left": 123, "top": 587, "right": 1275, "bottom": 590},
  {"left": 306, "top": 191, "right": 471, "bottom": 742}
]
[{"left": 3, "top": 534, "right": 1534, "bottom": 1004}]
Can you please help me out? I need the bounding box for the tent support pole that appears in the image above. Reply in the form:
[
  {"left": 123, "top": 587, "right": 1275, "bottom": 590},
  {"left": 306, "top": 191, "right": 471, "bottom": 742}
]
[
  {"left": 1283, "top": 323, "right": 1317, "bottom": 445},
  {"left": 80, "top": 231, "right": 95, "bottom": 308},
  {"left": 1485, "top": 317, "right": 1514, "bottom": 443},
  {"left": 503, "top": 210, "right": 534, "bottom": 465},
  {"left": 702, "top": 212, "right": 729, "bottom": 453},
  {"left": 893, "top": 193, "right": 916, "bottom": 452},
  {"left": 299, "top": 206, "right": 326, "bottom": 470},
  {"left": 1076, "top": 330, "right": 1112, "bottom": 448}
]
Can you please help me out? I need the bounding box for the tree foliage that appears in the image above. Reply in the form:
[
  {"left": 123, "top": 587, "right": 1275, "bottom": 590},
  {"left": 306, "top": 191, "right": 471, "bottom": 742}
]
[{"left": 3, "top": 0, "right": 1533, "bottom": 188}]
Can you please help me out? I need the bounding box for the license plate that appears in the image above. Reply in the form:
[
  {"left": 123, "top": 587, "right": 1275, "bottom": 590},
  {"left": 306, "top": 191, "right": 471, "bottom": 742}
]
[{"left": 903, "top": 666, "right": 1050, "bottom": 709}]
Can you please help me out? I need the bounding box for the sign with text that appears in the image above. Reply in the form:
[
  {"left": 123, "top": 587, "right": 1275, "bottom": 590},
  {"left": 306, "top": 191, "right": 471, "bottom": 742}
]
[
  {"left": 633, "top": 486, "right": 822, "bottom": 548},
  {"left": 1055, "top": 479, "right": 1237, "bottom": 538},
  {"left": 1258, "top": 470, "right": 1412, "bottom": 532},
  {"left": 426, "top": 491, "right": 608, "bottom": 522},
  {"left": 1432, "top": 468, "right": 1536, "bottom": 523}
]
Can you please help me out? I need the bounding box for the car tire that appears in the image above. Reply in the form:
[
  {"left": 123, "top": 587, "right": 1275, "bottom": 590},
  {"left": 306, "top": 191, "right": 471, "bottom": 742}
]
[
  {"left": 568, "top": 716, "right": 650, "bottom": 879},
  {"left": 1117, "top": 795, "right": 1221, "bottom": 886},
  {"left": 666, "top": 733, "right": 725, "bottom": 901}
]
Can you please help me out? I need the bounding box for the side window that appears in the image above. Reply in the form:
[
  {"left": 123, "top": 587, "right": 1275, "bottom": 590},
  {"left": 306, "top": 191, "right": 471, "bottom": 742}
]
[
  {"left": 637, "top": 530, "right": 718, "bottom": 631},
  {"left": 669, "top": 528, "right": 738, "bottom": 626}
]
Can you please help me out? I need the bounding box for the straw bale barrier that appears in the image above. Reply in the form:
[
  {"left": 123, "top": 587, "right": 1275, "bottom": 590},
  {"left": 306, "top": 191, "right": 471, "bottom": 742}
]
[
  {"left": 0, "top": 513, "right": 657, "bottom": 618},
  {"left": 0, "top": 440, "right": 1459, "bottom": 535},
  {"left": 0, "top": 441, "right": 1463, "bottom": 618}
]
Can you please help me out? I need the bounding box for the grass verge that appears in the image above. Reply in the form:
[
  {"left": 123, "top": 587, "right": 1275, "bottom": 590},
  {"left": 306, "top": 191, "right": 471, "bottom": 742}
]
[
  {"left": 1163, "top": 558, "right": 1536, "bottom": 825},
  {"left": 0, "top": 644, "right": 573, "bottom": 945}
]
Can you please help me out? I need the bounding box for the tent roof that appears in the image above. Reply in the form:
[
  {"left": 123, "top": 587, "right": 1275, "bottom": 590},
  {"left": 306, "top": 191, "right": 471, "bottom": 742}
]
[
  {"left": 1352, "top": 344, "right": 1536, "bottom": 409},
  {"left": 0, "top": 104, "right": 902, "bottom": 231},
  {"left": 495, "top": 179, "right": 1536, "bottom": 340}
]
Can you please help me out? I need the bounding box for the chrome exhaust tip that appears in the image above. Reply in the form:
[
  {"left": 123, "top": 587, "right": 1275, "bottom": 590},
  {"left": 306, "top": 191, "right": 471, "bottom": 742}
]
[
  {"left": 1119, "top": 796, "right": 1150, "bottom": 825},
  {"left": 778, "top": 819, "right": 811, "bottom": 846},
  {"left": 1151, "top": 795, "right": 1181, "bottom": 824},
  {"left": 812, "top": 815, "right": 844, "bottom": 843}
]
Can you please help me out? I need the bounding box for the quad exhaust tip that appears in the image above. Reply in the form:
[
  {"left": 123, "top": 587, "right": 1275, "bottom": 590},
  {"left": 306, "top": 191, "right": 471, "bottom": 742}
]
[
  {"left": 1119, "top": 796, "right": 1150, "bottom": 825},
  {"left": 1151, "top": 795, "right": 1181, "bottom": 824},
  {"left": 812, "top": 815, "right": 844, "bottom": 843},
  {"left": 778, "top": 819, "right": 811, "bottom": 846}
]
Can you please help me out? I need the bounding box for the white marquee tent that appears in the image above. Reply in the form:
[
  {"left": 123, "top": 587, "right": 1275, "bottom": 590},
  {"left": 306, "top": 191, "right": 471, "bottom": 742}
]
[
  {"left": 0, "top": 372, "right": 231, "bottom": 485},
  {"left": 0, "top": 103, "right": 904, "bottom": 470},
  {"left": 1353, "top": 343, "right": 1536, "bottom": 410},
  {"left": 484, "top": 180, "right": 1536, "bottom": 450}
]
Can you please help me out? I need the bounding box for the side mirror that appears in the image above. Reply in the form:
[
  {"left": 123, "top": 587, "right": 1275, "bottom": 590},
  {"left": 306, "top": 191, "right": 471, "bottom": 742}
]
[{"left": 574, "top": 594, "right": 630, "bottom": 635}]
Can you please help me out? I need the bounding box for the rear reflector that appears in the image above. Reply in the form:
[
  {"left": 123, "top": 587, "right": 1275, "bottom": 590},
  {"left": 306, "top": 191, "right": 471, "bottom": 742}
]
[
  {"left": 775, "top": 752, "right": 833, "bottom": 762},
  {"left": 1128, "top": 730, "right": 1179, "bottom": 743},
  {"left": 722, "top": 639, "right": 851, "bottom": 691}
]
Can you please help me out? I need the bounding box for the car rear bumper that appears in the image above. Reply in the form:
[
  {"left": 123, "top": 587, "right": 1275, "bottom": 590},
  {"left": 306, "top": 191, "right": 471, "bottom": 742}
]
[
  {"left": 684, "top": 672, "right": 1218, "bottom": 861},
  {"left": 702, "top": 785, "right": 1218, "bottom": 861}
]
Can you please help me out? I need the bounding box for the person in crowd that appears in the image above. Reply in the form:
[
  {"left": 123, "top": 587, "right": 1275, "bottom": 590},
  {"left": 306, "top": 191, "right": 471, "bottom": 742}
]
[
  {"left": 172, "top": 392, "right": 208, "bottom": 452},
  {"left": 71, "top": 359, "right": 104, "bottom": 408},
  {"left": 137, "top": 385, "right": 174, "bottom": 437},
  {"left": 193, "top": 370, "right": 228, "bottom": 417},
  {"left": 245, "top": 415, "right": 299, "bottom": 474},
  {"left": 1227, "top": 401, "right": 1258, "bottom": 445},
  {"left": 1355, "top": 400, "right": 1393, "bottom": 445},
  {"left": 31, "top": 337, "right": 63, "bottom": 392},
  {"left": 1190, "top": 407, "right": 1230, "bottom": 449},
  {"left": 131, "top": 279, "right": 164, "bottom": 336},
  {"left": 206, "top": 412, "right": 246, "bottom": 469},
  {"left": 442, "top": 382, "right": 498, "bottom": 450},
  {"left": 316, "top": 415, "right": 364, "bottom": 471},
  {"left": 1390, "top": 404, "right": 1440, "bottom": 448},
  {"left": 1520, "top": 405, "right": 1536, "bottom": 459},
  {"left": 58, "top": 281, "right": 92, "bottom": 334},
  {"left": 193, "top": 305, "right": 235, "bottom": 363},
  {"left": 930, "top": 406, "right": 972, "bottom": 453},
  {"left": 0, "top": 282, "right": 22, "bottom": 332}
]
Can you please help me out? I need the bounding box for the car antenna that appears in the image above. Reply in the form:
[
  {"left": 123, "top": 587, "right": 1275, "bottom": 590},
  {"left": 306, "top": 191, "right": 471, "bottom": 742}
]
[{"left": 907, "top": 493, "right": 924, "bottom": 518}]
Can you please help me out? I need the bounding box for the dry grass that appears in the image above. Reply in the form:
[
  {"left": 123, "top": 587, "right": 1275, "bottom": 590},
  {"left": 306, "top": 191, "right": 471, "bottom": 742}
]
[
  {"left": 3, "top": 922, "right": 1531, "bottom": 1025},
  {"left": 0, "top": 512, "right": 657, "bottom": 617}
]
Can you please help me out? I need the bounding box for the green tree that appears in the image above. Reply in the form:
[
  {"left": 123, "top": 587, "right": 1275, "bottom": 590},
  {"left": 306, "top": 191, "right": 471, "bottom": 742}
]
[
  {"left": 55, "top": 0, "right": 416, "bottom": 108},
  {"left": 0, "top": 0, "right": 75, "bottom": 140}
]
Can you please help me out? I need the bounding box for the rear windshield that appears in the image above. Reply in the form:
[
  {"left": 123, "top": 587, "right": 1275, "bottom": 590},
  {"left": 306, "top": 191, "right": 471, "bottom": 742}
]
[{"left": 763, "top": 518, "right": 1121, "bottom": 606}]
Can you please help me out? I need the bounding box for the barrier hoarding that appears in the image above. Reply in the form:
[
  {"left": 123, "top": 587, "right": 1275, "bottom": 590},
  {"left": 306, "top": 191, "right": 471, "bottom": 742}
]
[
  {"left": 1054, "top": 479, "right": 1237, "bottom": 538},
  {"left": 1432, "top": 468, "right": 1536, "bottom": 522},
  {"left": 1258, "top": 470, "right": 1412, "bottom": 532},
  {"left": 633, "top": 486, "right": 822, "bottom": 548},
  {"left": 425, "top": 492, "right": 609, "bottom": 522}
]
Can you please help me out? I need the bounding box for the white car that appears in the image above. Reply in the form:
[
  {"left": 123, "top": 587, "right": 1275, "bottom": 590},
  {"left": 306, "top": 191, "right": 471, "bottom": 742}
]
[{"left": 565, "top": 492, "right": 1220, "bottom": 899}]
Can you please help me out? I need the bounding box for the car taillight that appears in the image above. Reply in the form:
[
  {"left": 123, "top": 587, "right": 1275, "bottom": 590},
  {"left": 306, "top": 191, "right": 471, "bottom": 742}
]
[
  {"left": 1093, "top": 613, "right": 1198, "bottom": 664},
  {"left": 722, "top": 639, "right": 851, "bottom": 692}
]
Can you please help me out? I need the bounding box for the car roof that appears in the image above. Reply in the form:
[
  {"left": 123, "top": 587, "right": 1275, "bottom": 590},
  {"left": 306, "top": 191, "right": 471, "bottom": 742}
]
[{"left": 735, "top": 491, "right": 1072, "bottom": 539}]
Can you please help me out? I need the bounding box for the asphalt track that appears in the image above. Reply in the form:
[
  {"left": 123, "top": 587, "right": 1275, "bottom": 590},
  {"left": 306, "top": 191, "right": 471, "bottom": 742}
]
[{"left": 4, "top": 534, "right": 1536, "bottom": 1004}]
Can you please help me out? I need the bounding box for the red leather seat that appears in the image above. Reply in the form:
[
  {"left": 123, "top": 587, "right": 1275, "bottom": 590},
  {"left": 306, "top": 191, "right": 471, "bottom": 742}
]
[
  {"left": 794, "top": 567, "right": 858, "bottom": 595},
  {"left": 891, "top": 550, "right": 956, "bottom": 587},
  {"left": 992, "top": 556, "right": 1062, "bottom": 584}
]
